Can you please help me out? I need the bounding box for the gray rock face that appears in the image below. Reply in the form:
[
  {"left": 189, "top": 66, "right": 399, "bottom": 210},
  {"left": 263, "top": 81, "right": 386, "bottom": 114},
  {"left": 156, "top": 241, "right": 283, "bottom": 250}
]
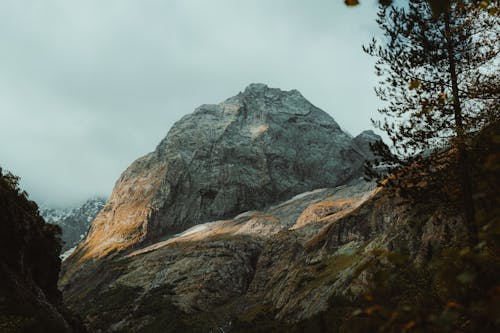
[
  {"left": 71, "top": 83, "right": 376, "bottom": 259},
  {"left": 41, "top": 197, "right": 106, "bottom": 252},
  {"left": 61, "top": 180, "right": 467, "bottom": 332},
  {"left": 148, "top": 84, "right": 369, "bottom": 234},
  {"left": 352, "top": 130, "right": 382, "bottom": 160},
  {"left": 61, "top": 181, "right": 378, "bottom": 332}
]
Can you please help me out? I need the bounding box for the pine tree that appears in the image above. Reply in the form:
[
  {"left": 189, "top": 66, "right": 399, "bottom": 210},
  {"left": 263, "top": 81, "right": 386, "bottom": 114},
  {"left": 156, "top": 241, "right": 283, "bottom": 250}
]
[{"left": 364, "top": 0, "right": 499, "bottom": 245}]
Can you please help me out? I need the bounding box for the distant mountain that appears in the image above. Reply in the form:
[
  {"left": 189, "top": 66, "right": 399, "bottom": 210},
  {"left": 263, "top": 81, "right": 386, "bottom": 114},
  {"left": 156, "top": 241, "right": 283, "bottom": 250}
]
[
  {"left": 66, "top": 83, "right": 381, "bottom": 261},
  {"left": 59, "top": 83, "right": 385, "bottom": 331},
  {"left": 41, "top": 197, "right": 106, "bottom": 253},
  {"left": 352, "top": 130, "right": 382, "bottom": 160},
  {"left": 58, "top": 84, "right": 500, "bottom": 332}
]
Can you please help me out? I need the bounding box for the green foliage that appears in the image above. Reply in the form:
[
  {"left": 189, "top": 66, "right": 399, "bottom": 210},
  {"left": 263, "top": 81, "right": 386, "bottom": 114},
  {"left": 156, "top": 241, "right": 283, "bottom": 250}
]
[
  {"left": 293, "top": 125, "right": 500, "bottom": 332},
  {"left": 0, "top": 167, "right": 86, "bottom": 332},
  {"left": 134, "top": 285, "right": 192, "bottom": 333},
  {"left": 80, "top": 285, "right": 143, "bottom": 331},
  {"left": 364, "top": 0, "right": 499, "bottom": 246},
  {"left": 350, "top": 1, "right": 500, "bottom": 16},
  {"left": 365, "top": 0, "right": 499, "bottom": 180},
  {"left": 0, "top": 315, "right": 35, "bottom": 333},
  {"left": 288, "top": 240, "right": 499, "bottom": 332},
  {"left": 0, "top": 167, "right": 36, "bottom": 213},
  {"left": 232, "top": 305, "right": 286, "bottom": 333}
]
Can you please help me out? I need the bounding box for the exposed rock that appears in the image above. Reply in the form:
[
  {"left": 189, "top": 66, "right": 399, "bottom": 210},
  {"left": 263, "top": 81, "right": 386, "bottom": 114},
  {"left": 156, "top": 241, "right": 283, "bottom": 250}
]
[
  {"left": 41, "top": 198, "right": 106, "bottom": 252},
  {"left": 352, "top": 130, "right": 382, "bottom": 160},
  {"left": 68, "top": 83, "right": 376, "bottom": 262},
  {"left": 61, "top": 181, "right": 377, "bottom": 332},
  {"left": 59, "top": 84, "right": 391, "bottom": 331},
  {"left": 55, "top": 92, "right": 500, "bottom": 332},
  {"left": 59, "top": 115, "right": 500, "bottom": 333},
  {"left": 61, "top": 178, "right": 472, "bottom": 332}
]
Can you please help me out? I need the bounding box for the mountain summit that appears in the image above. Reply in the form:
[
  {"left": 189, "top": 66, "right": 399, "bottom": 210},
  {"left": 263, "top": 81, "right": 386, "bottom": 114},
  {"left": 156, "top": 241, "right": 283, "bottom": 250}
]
[
  {"left": 57, "top": 85, "right": 498, "bottom": 333},
  {"left": 71, "top": 84, "right": 379, "bottom": 260}
]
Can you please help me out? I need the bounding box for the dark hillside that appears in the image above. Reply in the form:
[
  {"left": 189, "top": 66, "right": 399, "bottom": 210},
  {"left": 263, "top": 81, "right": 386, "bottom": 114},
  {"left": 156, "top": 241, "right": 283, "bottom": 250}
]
[{"left": 0, "top": 169, "right": 86, "bottom": 333}]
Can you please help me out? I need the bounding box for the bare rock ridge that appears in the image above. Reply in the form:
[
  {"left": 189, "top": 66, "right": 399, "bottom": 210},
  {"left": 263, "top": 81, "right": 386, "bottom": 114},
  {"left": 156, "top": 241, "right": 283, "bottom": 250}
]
[
  {"left": 58, "top": 92, "right": 498, "bottom": 333},
  {"left": 352, "top": 130, "right": 380, "bottom": 160},
  {"left": 70, "top": 83, "right": 380, "bottom": 261}
]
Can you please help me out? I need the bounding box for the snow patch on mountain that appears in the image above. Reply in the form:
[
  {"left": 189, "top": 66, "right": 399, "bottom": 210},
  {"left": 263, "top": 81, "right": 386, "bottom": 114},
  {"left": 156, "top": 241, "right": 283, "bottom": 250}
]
[{"left": 40, "top": 197, "right": 106, "bottom": 253}]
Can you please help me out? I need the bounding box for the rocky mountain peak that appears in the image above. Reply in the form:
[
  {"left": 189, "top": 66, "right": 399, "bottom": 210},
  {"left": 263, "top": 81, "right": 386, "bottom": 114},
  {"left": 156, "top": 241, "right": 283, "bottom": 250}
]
[
  {"left": 356, "top": 129, "right": 377, "bottom": 139},
  {"left": 244, "top": 82, "right": 269, "bottom": 92},
  {"left": 353, "top": 130, "right": 382, "bottom": 160},
  {"left": 68, "top": 84, "right": 377, "bottom": 261},
  {"left": 241, "top": 83, "right": 301, "bottom": 100},
  {"left": 233, "top": 83, "right": 325, "bottom": 118},
  {"left": 41, "top": 197, "right": 106, "bottom": 253}
]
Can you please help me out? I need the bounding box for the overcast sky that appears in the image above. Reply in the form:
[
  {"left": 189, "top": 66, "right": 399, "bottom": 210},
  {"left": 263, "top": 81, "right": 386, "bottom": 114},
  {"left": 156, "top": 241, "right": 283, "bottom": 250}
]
[{"left": 0, "top": 0, "right": 383, "bottom": 207}]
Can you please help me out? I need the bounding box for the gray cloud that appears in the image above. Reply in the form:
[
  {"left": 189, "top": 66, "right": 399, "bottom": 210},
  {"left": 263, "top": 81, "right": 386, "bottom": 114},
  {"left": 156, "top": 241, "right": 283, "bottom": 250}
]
[{"left": 0, "top": 0, "right": 383, "bottom": 207}]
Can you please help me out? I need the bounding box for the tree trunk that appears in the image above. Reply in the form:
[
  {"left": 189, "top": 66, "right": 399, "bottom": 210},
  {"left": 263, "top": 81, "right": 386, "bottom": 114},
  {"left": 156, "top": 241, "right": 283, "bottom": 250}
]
[{"left": 444, "top": 10, "right": 478, "bottom": 246}]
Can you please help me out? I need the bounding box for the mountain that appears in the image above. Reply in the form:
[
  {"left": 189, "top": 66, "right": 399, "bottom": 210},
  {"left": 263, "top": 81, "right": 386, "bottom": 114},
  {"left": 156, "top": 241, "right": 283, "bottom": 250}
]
[
  {"left": 62, "top": 181, "right": 377, "bottom": 332},
  {"left": 67, "top": 83, "right": 380, "bottom": 261},
  {"left": 62, "top": 179, "right": 471, "bottom": 332},
  {"left": 59, "top": 86, "right": 500, "bottom": 332},
  {"left": 60, "top": 168, "right": 499, "bottom": 332},
  {"left": 40, "top": 198, "right": 106, "bottom": 253},
  {"left": 59, "top": 83, "right": 388, "bottom": 331},
  {"left": 352, "top": 130, "right": 381, "bottom": 160},
  {"left": 0, "top": 169, "right": 86, "bottom": 333}
]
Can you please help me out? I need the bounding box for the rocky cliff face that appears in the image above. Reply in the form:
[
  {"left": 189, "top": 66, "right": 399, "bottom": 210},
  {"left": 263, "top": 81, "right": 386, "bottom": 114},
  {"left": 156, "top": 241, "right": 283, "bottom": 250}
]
[
  {"left": 59, "top": 87, "right": 499, "bottom": 333},
  {"left": 61, "top": 181, "right": 377, "bottom": 331},
  {"left": 69, "top": 83, "right": 379, "bottom": 261},
  {"left": 41, "top": 198, "right": 106, "bottom": 253},
  {"left": 352, "top": 130, "right": 381, "bottom": 160},
  {"left": 60, "top": 180, "right": 473, "bottom": 333}
]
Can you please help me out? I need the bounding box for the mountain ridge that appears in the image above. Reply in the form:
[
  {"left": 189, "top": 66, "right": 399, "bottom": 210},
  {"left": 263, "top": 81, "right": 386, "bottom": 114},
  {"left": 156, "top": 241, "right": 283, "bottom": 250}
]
[
  {"left": 57, "top": 87, "right": 500, "bottom": 333},
  {"left": 66, "top": 83, "right": 381, "bottom": 262},
  {"left": 40, "top": 197, "right": 106, "bottom": 252}
]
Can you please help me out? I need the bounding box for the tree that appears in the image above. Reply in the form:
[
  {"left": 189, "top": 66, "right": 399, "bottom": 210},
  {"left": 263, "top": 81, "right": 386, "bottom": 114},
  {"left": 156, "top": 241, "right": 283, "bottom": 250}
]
[{"left": 364, "top": 0, "right": 499, "bottom": 245}]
